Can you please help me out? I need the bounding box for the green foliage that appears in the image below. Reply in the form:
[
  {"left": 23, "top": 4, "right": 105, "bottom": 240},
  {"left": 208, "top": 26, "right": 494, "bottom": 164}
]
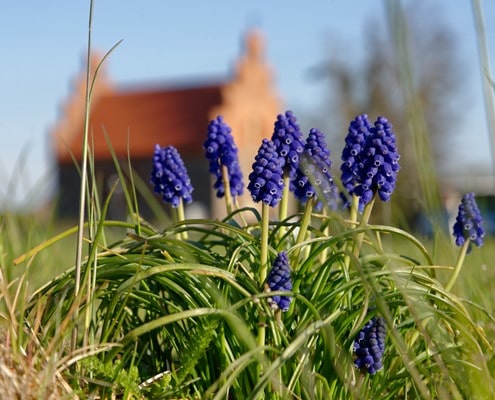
[
  {"left": 76, "top": 356, "right": 141, "bottom": 398},
  {"left": 16, "top": 197, "right": 495, "bottom": 398}
]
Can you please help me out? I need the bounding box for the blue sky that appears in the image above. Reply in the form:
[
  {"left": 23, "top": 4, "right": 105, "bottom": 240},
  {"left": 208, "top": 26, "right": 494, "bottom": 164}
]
[{"left": 0, "top": 0, "right": 494, "bottom": 208}]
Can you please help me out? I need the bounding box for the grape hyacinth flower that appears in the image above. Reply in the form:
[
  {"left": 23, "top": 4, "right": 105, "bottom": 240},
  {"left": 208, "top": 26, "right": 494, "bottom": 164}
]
[
  {"left": 151, "top": 144, "right": 193, "bottom": 208},
  {"left": 446, "top": 192, "right": 485, "bottom": 290},
  {"left": 340, "top": 114, "right": 373, "bottom": 202},
  {"left": 267, "top": 252, "right": 292, "bottom": 311},
  {"left": 293, "top": 128, "right": 336, "bottom": 211},
  {"left": 247, "top": 139, "right": 284, "bottom": 207},
  {"left": 203, "top": 116, "right": 244, "bottom": 198},
  {"left": 452, "top": 192, "right": 485, "bottom": 252},
  {"left": 341, "top": 115, "right": 400, "bottom": 210},
  {"left": 270, "top": 111, "right": 305, "bottom": 187},
  {"left": 353, "top": 316, "right": 386, "bottom": 375}
]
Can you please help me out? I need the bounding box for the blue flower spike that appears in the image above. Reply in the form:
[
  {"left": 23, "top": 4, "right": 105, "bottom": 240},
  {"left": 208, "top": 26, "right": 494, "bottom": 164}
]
[
  {"left": 270, "top": 111, "right": 305, "bottom": 179},
  {"left": 353, "top": 316, "right": 386, "bottom": 375},
  {"left": 446, "top": 192, "right": 485, "bottom": 291},
  {"left": 293, "top": 128, "right": 336, "bottom": 211},
  {"left": 248, "top": 138, "right": 285, "bottom": 290},
  {"left": 267, "top": 252, "right": 293, "bottom": 312},
  {"left": 270, "top": 110, "right": 305, "bottom": 221},
  {"left": 203, "top": 116, "right": 244, "bottom": 199},
  {"left": 341, "top": 114, "right": 373, "bottom": 199},
  {"left": 247, "top": 139, "right": 285, "bottom": 207},
  {"left": 452, "top": 192, "right": 485, "bottom": 252},
  {"left": 151, "top": 145, "right": 193, "bottom": 208},
  {"left": 340, "top": 115, "right": 400, "bottom": 211}
]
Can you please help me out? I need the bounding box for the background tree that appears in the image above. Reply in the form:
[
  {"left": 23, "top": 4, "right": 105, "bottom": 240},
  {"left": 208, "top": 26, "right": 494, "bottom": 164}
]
[{"left": 306, "top": 1, "right": 466, "bottom": 228}]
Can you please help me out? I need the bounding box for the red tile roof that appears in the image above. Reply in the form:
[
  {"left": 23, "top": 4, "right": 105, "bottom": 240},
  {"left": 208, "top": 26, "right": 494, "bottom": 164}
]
[{"left": 57, "top": 82, "right": 224, "bottom": 163}]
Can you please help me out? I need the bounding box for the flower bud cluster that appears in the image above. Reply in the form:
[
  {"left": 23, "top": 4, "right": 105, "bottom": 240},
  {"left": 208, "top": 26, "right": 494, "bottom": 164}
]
[
  {"left": 247, "top": 139, "right": 285, "bottom": 207},
  {"left": 270, "top": 111, "right": 305, "bottom": 183},
  {"left": 341, "top": 114, "right": 373, "bottom": 198},
  {"left": 452, "top": 192, "right": 485, "bottom": 251},
  {"left": 267, "top": 252, "right": 292, "bottom": 311},
  {"left": 203, "top": 116, "right": 244, "bottom": 198},
  {"left": 353, "top": 316, "right": 386, "bottom": 375},
  {"left": 341, "top": 115, "right": 400, "bottom": 210},
  {"left": 293, "top": 128, "right": 335, "bottom": 211},
  {"left": 151, "top": 145, "right": 193, "bottom": 208}
]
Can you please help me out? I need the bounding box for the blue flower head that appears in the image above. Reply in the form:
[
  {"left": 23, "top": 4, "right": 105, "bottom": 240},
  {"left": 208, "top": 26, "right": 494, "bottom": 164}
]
[
  {"left": 353, "top": 316, "right": 386, "bottom": 375},
  {"left": 267, "top": 252, "right": 292, "bottom": 312},
  {"left": 247, "top": 139, "right": 284, "bottom": 207},
  {"left": 270, "top": 111, "right": 305, "bottom": 183},
  {"left": 151, "top": 145, "right": 193, "bottom": 208},
  {"left": 341, "top": 114, "right": 373, "bottom": 196},
  {"left": 452, "top": 192, "right": 485, "bottom": 252},
  {"left": 293, "top": 128, "right": 336, "bottom": 211},
  {"left": 341, "top": 115, "right": 400, "bottom": 210},
  {"left": 203, "top": 116, "right": 244, "bottom": 198}
]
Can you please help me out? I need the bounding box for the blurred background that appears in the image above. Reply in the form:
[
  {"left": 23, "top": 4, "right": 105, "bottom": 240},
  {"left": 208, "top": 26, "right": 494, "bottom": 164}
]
[{"left": 1, "top": 0, "right": 494, "bottom": 230}]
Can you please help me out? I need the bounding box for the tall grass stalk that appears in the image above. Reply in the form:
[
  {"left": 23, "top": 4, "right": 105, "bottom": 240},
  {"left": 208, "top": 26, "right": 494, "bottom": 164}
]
[
  {"left": 472, "top": 0, "right": 495, "bottom": 175},
  {"left": 72, "top": 0, "right": 94, "bottom": 351},
  {"left": 72, "top": 0, "right": 122, "bottom": 352},
  {"left": 385, "top": 0, "right": 443, "bottom": 222}
]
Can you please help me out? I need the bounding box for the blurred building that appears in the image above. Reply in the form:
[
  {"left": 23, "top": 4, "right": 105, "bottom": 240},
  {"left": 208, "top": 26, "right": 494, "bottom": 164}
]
[{"left": 51, "top": 29, "right": 282, "bottom": 219}]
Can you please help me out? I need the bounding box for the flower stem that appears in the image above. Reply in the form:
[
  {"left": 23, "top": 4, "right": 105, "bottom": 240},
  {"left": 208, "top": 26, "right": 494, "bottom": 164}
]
[
  {"left": 257, "top": 202, "right": 270, "bottom": 380},
  {"left": 349, "top": 194, "right": 360, "bottom": 225},
  {"left": 343, "top": 195, "right": 361, "bottom": 273},
  {"left": 353, "top": 196, "right": 376, "bottom": 259},
  {"left": 176, "top": 200, "right": 187, "bottom": 240},
  {"left": 445, "top": 240, "right": 470, "bottom": 291},
  {"left": 342, "top": 195, "right": 376, "bottom": 310},
  {"left": 260, "top": 202, "right": 270, "bottom": 284},
  {"left": 221, "top": 165, "right": 233, "bottom": 215},
  {"left": 278, "top": 173, "right": 291, "bottom": 222},
  {"left": 292, "top": 197, "right": 314, "bottom": 270}
]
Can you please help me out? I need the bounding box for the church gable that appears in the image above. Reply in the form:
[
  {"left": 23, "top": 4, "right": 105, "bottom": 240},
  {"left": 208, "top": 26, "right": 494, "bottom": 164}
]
[{"left": 51, "top": 29, "right": 282, "bottom": 219}]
